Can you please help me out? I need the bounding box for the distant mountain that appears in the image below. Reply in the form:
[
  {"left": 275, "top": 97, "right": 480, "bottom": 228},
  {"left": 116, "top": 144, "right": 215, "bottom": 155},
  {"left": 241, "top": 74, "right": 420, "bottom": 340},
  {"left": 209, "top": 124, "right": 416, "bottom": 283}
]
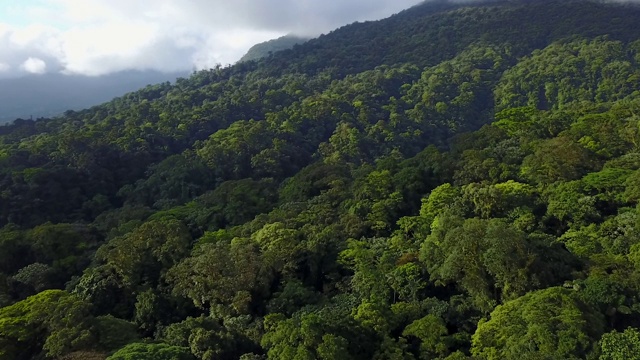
[
  {"left": 239, "top": 35, "right": 310, "bottom": 63},
  {"left": 0, "top": 70, "right": 187, "bottom": 123}
]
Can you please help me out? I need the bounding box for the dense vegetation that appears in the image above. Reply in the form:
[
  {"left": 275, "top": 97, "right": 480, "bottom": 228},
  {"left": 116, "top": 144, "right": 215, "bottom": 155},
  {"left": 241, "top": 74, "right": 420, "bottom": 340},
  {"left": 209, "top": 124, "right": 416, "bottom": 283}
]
[{"left": 2, "top": 0, "right": 640, "bottom": 359}]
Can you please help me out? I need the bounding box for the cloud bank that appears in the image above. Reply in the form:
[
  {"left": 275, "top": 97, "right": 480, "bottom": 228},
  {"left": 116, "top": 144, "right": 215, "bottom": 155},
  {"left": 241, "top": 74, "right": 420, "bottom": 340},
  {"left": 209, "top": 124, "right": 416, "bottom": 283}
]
[{"left": 0, "top": 0, "right": 422, "bottom": 77}]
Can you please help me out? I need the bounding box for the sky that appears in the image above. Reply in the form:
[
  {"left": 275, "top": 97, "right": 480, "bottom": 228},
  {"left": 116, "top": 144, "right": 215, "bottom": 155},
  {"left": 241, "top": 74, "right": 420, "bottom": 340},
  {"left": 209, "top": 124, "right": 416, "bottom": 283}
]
[{"left": 0, "top": 0, "right": 423, "bottom": 78}]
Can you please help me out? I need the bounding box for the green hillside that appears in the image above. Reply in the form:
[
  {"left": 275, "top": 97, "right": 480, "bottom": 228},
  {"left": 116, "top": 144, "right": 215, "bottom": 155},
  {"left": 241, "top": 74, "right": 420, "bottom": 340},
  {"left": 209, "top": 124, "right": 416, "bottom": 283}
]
[{"left": 2, "top": 0, "right": 640, "bottom": 359}]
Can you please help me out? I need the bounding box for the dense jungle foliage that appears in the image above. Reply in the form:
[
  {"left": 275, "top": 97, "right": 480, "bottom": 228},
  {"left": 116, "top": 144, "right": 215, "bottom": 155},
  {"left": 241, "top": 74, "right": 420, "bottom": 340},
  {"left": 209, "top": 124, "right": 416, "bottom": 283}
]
[{"left": 2, "top": 0, "right": 640, "bottom": 359}]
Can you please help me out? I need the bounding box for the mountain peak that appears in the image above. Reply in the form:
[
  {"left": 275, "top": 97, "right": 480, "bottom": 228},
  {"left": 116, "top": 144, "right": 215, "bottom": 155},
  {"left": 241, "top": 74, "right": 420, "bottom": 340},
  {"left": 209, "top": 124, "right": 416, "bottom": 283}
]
[{"left": 239, "top": 35, "right": 311, "bottom": 63}]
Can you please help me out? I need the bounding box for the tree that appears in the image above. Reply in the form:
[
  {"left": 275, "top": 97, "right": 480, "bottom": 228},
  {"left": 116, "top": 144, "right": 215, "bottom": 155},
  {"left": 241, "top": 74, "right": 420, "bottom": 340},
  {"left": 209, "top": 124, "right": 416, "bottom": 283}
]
[
  {"left": 493, "top": 107, "right": 540, "bottom": 137},
  {"left": 96, "top": 219, "right": 192, "bottom": 288},
  {"left": 253, "top": 222, "right": 303, "bottom": 276},
  {"left": 421, "top": 216, "right": 548, "bottom": 312},
  {"left": 161, "top": 315, "right": 251, "bottom": 360},
  {"left": 262, "top": 313, "right": 356, "bottom": 360},
  {"left": 106, "top": 343, "right": 195, "bottom": 360},
  {"left": 72, "top": 265, "right": 135, "bottom": 318},
  {"left": 167, "top": 237, "right": 270, "bottom": 315},
  {"left": 545, "top": 181, "right": 600, "bottom": 228},
  {"left": 0, "top": 290, "right": 94, "bottom": 359},
  {"left": 0, "top": 225, "right": 32, "bottom": 275},
  {"left": 27, "top": 222, "right": 101, "bottom": 287},
  {"left": 599, "top": 327, "right": 640, "bottom": 360},
  {"left": 402, "top": 315, "right": 450, "bottom": 359},
  {"left": 624, "top": 169, "right": 640, "bottom": 203},
  {"left": 472, "top": 287, "right": 605, "bottom": 359},
  {"left": 419, "top": 183, "right": 461, "bottom": 225},
  {"left": 12, "top": 262, "right": 56, "bottom": 293},
  {"left": 521, "top": 136, "right": 595, "bottom": 184},
  {"left": 92, "top": 315, "right": 140, "bottom": 353}
]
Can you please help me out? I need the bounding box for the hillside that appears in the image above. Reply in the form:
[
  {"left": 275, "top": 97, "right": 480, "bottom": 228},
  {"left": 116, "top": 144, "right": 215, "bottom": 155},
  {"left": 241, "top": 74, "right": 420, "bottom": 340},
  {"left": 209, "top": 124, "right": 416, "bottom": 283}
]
[{"left": 2, "top": 0, "right": 640, "bottom": 359}]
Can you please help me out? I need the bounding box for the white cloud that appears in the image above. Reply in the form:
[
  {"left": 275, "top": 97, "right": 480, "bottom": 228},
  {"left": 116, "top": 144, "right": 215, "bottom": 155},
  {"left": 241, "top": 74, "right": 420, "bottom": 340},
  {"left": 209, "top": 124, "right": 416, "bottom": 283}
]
[
  {"left": 21, "top": 57, "right": 47, "bottom": 74},
  {"left": 0, "top": 0, "right": 423, "bottom": 77},
  {"left": 0, "top": 63, "right": 10, "bottom": 72}
]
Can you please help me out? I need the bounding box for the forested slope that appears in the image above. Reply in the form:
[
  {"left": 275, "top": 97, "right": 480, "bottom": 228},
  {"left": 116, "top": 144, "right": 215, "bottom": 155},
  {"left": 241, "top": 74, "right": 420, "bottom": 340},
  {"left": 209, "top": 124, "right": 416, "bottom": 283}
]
[{"left": 1, "top": 0, "right": 640, "bottom": 359}]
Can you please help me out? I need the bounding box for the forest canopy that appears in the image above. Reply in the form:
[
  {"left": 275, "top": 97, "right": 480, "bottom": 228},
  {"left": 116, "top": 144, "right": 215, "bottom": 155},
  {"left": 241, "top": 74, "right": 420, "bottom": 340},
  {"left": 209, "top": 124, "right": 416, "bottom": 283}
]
[{"left": 2, "top": 0, "right": 640, "bottom": 359}]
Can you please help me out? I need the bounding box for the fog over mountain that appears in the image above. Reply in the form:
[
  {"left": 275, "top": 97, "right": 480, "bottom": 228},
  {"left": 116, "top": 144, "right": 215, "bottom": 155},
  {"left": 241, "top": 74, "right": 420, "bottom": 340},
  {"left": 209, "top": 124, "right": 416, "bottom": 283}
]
[
  {"left": 0, "top": 0, "right": 423, "bottom": 78},
  {"left": 0, "top": 70, "right": 186, "bottom": 123}
]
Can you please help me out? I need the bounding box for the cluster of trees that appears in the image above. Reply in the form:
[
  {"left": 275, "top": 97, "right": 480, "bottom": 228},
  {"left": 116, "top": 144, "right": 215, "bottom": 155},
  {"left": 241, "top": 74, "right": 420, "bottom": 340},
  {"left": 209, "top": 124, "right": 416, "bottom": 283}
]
[{"left": 2, "top": 0, "right": 640, "bottom": 359}]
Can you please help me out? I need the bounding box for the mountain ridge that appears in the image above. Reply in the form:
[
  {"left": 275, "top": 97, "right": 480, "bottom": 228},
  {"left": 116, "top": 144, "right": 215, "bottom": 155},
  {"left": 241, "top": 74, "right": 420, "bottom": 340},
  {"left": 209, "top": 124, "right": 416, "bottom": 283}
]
[
  {"left": 239, "top": 35, "right": 310, "bottom": 63},
  {"left": 248, "top": 0, "right": 640, "bottom": 76}
]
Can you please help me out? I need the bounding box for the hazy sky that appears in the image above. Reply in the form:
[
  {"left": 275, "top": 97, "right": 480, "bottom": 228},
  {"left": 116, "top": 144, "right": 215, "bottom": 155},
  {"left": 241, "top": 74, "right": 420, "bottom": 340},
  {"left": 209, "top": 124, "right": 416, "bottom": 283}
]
[{"left": 0, "top": 0, "right": 423, "bottom": 78}]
